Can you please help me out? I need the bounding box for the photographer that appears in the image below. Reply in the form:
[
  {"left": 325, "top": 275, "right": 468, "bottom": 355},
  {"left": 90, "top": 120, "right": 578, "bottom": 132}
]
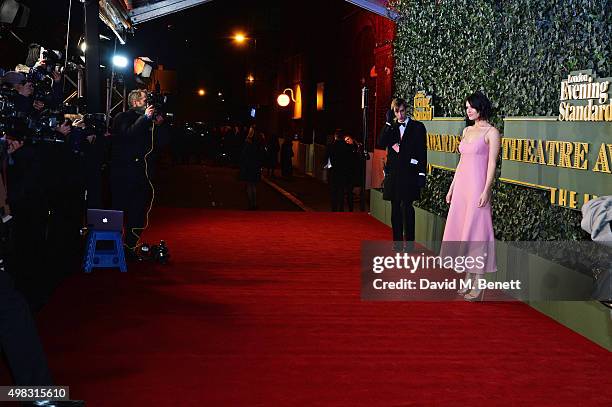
[
  {"left": 111, "top": 89, "right": 155, "bottom": 254},
  {"left": 2, "top": 69, "right": 63, "bottom": 115},
  {"left": 1, "top": 70, "right": 75, "bottom": 310},
  {"left": 5, "top": 121, "right": 73, "bottom": 311},
  {"left": 2, "top": 71, "right": 42, "bottom": 115}
]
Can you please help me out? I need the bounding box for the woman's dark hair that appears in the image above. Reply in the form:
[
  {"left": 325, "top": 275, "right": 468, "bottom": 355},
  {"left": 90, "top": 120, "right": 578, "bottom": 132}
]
[
  {"left": 465, "top": 91, "right": 492, "bottom": 121},
  {"left": 25, "top": 43, "right": 41, "bottom": 67}
]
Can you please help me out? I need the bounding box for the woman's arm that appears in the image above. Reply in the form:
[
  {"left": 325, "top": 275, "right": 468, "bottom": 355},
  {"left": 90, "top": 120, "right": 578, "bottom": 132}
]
[
  {"left": 478, "top": 128, "right": 501, "bottom": 207},
  {"left": 446, "top": 127, "right": 467, "bottom": 203}
]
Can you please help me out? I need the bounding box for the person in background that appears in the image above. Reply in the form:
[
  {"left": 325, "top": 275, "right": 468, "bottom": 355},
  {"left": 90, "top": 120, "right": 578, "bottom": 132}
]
[
  {"left": 265, "top": 134, "right": 280, "bottom": 178},
  {"left": 377, "top": 98, "right": 427, "bottom": 252},
  {"left": 280, "top": 133, "right": 294, "bottom": 178},
  {"left": 239, "top": 127, "right": 265, "bottom": 210}
]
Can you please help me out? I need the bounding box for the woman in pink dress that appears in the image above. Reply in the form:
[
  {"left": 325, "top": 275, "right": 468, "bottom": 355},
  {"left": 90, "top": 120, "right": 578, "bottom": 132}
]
[{"left": 442, "top": 91, "right": 501, "bottom": 301}]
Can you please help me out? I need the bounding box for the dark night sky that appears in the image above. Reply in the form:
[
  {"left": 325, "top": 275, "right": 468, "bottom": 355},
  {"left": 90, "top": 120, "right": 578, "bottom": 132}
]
[{"left": 1, "top": 0, "right": 355, "bottom": 121}]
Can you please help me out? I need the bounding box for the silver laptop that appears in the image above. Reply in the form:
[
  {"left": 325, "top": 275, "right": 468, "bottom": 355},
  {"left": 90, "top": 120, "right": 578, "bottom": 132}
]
[{"left": 86, "top": 209, "right": 123, "bottom": 231}]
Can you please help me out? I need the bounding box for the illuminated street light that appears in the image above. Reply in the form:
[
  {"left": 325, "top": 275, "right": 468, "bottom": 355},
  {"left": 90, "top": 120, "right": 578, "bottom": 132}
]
[
  {"left": 198, "top": 89, "right": 206, "bottom": 96},
  {"left": 277, "top": 94, "right": 290, "bottom": 107},
  {"left": 233, "top": 32, "right": 246, "bottom": 44},
  {"left": 246, "top": 74, "right": 254, "bottom": 83},
  {"left": 277, "top": 88, "right": 295, "bottom": 107}
]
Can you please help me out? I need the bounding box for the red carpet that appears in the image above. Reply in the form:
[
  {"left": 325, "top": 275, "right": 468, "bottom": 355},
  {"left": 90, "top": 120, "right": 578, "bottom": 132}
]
[{"left": 31, "top": 208, "right": 612, "bottom": 405}]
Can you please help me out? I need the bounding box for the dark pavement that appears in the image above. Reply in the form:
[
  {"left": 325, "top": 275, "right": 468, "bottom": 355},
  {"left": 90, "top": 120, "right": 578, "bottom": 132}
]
[
  {"left": 262, "top": 169, "right": 370, "bottom": 213},
  {"left": 153, "top": 159, "right": 369, "bottom": 213},
  {"left": 154, "top": 161, "right": 299, "bottom": 211}
]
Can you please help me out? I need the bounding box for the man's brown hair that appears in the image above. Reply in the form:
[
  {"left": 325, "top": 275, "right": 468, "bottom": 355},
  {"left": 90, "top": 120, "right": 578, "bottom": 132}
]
[
  {"left": 128, "top": 89, "right": 146, "bottom": 107},
  {"left": 390, "top": 98, "right": 408, "bottom": 111}
]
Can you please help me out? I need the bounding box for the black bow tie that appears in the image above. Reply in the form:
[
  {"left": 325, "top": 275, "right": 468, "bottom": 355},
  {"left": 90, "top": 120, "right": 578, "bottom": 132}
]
[{"left": 398, "top": 122, "right": 406, "bottom": 127}]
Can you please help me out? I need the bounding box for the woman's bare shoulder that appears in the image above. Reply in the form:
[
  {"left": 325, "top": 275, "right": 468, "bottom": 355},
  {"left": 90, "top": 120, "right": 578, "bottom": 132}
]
[{"left": 484, "top": 126, "right": 501, "bottom": 143}]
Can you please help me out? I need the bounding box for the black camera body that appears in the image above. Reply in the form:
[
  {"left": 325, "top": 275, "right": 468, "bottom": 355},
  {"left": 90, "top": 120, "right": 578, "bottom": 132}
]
[
  {"left": 64, "top": 113, "right": 107, "bottom": 154},
  {"left": 137, "top": 240, "right": 170, "bottom": 264},
  {"left": 0, "top": 80, "right": 64, "bottom": 144},
  {"left": 80, "top": 113, "right": 107, "bottom": 137},
  {"left": 25, "top": 111, "right": 67, "bottom": 144},
  {"left": 146, "top": 91, "right": 175, "bottom": 123},
  {"left": 24, "top": 67, "right": 54, "bottom": 105},
  {"left": 0, "top": 88, "right": 17, "bottom": 122},
  {"left": 146, "top": 92, "right": 167, "bottom": 111}
]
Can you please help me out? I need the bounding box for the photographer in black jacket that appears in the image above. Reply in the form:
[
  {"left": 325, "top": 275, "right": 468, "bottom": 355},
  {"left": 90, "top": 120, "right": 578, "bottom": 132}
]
[
  {"left": 111, "top": 89, "right": 155, "bottom": 253},
  {"left": 1, "top": 71, "right": 72, "bottom": 310}
]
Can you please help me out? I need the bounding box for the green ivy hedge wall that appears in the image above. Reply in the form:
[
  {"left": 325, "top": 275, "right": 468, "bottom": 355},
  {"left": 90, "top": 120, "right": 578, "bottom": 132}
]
[{"left": 389, "top": 0, "right": 611, "bottom": 240}]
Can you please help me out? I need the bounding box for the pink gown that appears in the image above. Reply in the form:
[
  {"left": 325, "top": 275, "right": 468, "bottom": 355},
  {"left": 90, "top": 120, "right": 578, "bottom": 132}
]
[{"left": 442, "top": 130, "right": 496, "bottom": 274}]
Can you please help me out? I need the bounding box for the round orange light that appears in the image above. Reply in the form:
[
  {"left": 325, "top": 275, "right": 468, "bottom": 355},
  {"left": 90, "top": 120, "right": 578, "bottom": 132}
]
[
  {"left": 277, "top": 93, "right": 290, "bottom": 107},
  {"left": 198, "top": 89, "right": 205, "bottom": 96}
]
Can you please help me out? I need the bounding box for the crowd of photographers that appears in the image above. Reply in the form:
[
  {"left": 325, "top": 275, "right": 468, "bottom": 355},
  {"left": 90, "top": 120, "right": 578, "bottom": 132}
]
[
  {"left": 0, "top": 49, "right": 174, "bottom": 384},
  {"left": 0, "top": 66, "right": 92, "bottom": 312},
  {"left": 0, "top": 52, "right": 87, "bottom": 386},
  {"left": 0, "top": 51, "right": 172, "bottom": 309}
]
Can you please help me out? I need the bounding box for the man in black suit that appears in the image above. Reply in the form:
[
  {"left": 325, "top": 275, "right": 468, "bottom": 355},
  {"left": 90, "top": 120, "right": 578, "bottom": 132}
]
[
  {"left": 377, "top": 98, "right": 427, "bottom": 250},
  {"left": 325, "top": 129, "right": 356, "bottom": 211},
  {"left": 111, "top": 90, "right": 155, "bottom": 252}
]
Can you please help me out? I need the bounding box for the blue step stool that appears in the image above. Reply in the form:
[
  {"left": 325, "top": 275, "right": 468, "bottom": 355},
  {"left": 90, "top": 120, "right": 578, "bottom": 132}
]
[{"left": 84, "top": 230, "right": 127, "bottom": 273}]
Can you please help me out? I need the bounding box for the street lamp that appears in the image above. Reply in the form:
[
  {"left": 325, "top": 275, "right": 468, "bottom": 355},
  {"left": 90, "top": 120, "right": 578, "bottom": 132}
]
[
  {"left": 233, "top": 32, "right": 246, "bottom": 44},
  {"left": 198, "top": 89, "right": 206, "bottom": 96},
  {"left": 277, "top": 88, "right": 296, "bottom": 107}
]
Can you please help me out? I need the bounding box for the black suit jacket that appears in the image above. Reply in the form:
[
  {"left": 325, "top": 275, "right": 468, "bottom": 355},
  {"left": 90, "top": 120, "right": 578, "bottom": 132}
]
[
  {"left": 111, "top": 109, "right": 152, "bottom": 167},
  {"left": 377, "top": 119, "right": 427, "bottom": 202}
]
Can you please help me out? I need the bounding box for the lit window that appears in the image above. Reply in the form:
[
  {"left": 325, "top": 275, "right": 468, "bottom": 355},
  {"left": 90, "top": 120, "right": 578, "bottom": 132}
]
[{"left": 317, "top": 82, "right": 324, "bottom": 111}]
